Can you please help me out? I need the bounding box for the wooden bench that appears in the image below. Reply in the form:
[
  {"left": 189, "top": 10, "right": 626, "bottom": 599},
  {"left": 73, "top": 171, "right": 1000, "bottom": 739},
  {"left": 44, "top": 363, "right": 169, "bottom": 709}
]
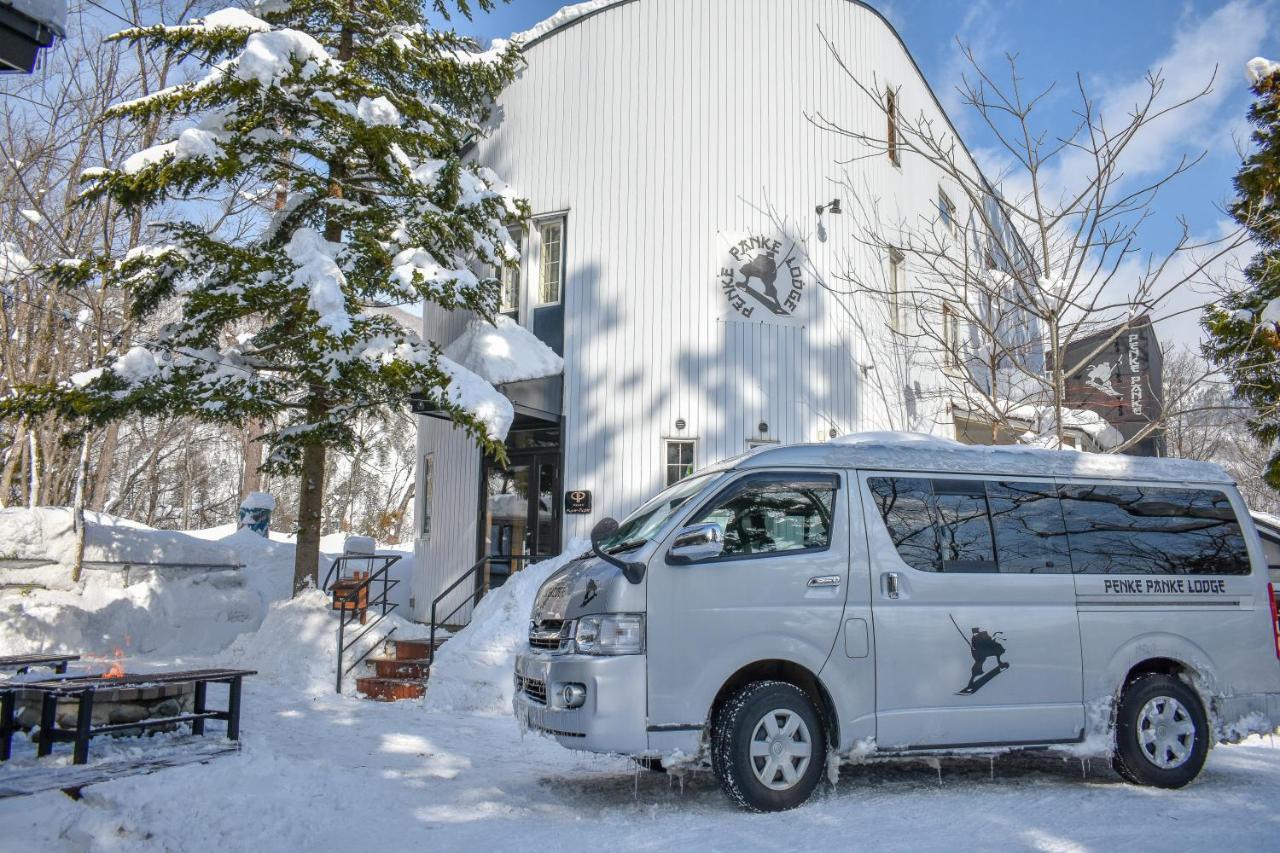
[
  {"left": 0, "top": 668, "right": 256, "bottom": 765},
  {"left": 0, "top": 654, "right": 79, "bottom": 676}
]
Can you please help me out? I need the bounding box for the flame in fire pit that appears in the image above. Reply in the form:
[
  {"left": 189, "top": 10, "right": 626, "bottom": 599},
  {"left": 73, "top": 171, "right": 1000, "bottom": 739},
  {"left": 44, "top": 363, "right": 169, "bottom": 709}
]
[{"left": 100, "top": 647, "right": 126, "bottom": 679}]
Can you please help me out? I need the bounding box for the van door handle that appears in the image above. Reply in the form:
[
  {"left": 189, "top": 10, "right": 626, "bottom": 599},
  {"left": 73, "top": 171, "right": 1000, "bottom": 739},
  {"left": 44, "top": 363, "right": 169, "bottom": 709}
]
[
  {"left": 884, "top": 572, "right": 902, "bottom": 599},
  {"left": 807, "top": 575, "right": 842, "bottom": 588}
]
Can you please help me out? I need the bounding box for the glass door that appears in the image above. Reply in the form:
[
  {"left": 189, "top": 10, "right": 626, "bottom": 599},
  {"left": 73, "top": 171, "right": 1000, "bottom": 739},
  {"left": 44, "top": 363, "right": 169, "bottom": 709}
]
[{"left": 482, "top": 450, "right": 561, "bottom": 587}]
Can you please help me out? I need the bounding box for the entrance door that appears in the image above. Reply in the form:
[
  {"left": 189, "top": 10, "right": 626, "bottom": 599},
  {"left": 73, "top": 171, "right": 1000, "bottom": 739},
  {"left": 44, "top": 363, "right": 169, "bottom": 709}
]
[
  {"left": 861, "top": 472, "right": 1084, "bottom": 749},
  {"left": 482, "top": 448, "right": 561, "bottom": 586}
]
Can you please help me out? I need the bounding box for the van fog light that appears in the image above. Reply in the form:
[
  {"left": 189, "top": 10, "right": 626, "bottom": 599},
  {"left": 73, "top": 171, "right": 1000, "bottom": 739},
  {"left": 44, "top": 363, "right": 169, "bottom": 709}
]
[{"left": 560, "top": 683, "right": 587, "bottom": 708}]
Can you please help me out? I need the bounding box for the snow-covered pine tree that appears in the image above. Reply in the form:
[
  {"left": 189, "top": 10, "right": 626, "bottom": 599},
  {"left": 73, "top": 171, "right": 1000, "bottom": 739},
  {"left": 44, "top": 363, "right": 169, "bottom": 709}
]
[
  {"left": 5, "top": 1, "right": 526, "bottom": 593},
  {"left": 1204, "top": 58, "right": 1280, "bottom": 487}
]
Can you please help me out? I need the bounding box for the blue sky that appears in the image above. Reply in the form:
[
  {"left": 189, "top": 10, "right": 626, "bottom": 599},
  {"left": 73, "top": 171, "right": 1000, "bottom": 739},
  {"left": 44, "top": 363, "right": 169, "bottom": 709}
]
[{"left": 453, "top": 0, "right": 1280, "bottom": 347}]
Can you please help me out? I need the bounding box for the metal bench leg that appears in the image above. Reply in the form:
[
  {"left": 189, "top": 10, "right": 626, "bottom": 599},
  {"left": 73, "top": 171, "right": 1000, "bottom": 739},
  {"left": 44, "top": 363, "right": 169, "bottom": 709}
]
[
  {"left": 1, "top": 691, "right": 14, "bottom": 762},
  {"left": 73, "top": 690, "right": 93, "bottom": 765},
  {"left": 36, "top": 692, "right": 57, "bottom": 757},
  {"left": 226, "top": 677, "right": 242, "bottom": 740},
  {"left": 192, "top": 681, "right": 207, "bottom": 736}
]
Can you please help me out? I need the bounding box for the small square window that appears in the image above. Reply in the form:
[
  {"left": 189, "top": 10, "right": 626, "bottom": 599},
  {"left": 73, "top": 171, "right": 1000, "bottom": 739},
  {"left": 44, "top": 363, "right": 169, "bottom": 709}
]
[
  {"left": 665, "top": 440, "right": 696, "bottom": 487},
  {"left": 538, "top": 220, "right": 563, "bottom": 305}
]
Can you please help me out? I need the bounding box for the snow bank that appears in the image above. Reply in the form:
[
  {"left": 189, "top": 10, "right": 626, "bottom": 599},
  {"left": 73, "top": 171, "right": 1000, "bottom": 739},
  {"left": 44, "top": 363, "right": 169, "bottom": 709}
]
[
  {"left": 424, "top": 540, "right": 586, "bottom": 714},
  {"left": 0, "top": 509, "right": 294, "bottom": 658},
  {"left": 443, "top": 314, "right": 564, "bottom": 386}
]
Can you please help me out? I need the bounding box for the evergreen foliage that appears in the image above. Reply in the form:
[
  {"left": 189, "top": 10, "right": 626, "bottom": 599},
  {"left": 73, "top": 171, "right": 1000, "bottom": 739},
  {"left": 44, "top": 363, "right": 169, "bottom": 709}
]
[{"left": 1204, "top": 62, "right": 1280, "bottom": 486}]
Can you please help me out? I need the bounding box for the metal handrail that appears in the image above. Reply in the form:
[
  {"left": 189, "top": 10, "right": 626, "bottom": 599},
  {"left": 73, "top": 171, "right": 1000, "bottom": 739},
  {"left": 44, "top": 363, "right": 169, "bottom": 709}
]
[
  {"left": 329, "top": 554, "right": 402, "bottom": 694},
  {"left": 429, "top": 554, "right": 541, "bottom": 664}
]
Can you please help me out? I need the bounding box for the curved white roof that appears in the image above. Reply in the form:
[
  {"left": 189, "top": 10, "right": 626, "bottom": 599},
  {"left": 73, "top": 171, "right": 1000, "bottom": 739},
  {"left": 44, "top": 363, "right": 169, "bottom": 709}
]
[{"left": 708, "top": 432, "right": 1235, "bottom": 485}]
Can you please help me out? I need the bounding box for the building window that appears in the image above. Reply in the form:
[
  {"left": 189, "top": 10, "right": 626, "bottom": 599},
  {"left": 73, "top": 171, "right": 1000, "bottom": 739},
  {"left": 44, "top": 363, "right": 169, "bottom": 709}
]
[
  {"left": 941, "top": 301, "right": 961, "bottom": 367},
  {"left": 888, "top": 248, "right": 905, "bottom": 331},
  {"left": 938, "top": 188, "right": 957, "bottom": 236},
  {"left": 886, "top": 90, "right": 900, "bottom": 166},
  {"left": 420, "top": 453, "right": 434, "bottom": 541},
  {"left": 538, "top": 219, "right": 564, "bottom": 305},
  {"left": 665, "top": 440, "right": 696, "bottom": 487},
  {"left": 499, "top": 229, "right": 522, "bottom": 316}
]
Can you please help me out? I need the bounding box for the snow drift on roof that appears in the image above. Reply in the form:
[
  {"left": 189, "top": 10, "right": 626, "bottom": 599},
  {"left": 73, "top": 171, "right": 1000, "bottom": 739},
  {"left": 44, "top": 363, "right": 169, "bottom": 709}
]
[
  {"left": 503, "top": 0, "right": 623, "bottom": 47},
  {"left": 442, "top": 314, "right": 563, "bottom": 386}
]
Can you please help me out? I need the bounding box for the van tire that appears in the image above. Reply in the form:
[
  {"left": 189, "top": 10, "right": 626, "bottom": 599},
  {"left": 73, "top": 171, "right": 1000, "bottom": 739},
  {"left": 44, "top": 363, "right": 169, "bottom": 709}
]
[
  {"left": 711, "top": 680, "right": 827, "bottom": 812},
  {"left": 1112, "top": 673, "right": 1208, "bottom": 788}
]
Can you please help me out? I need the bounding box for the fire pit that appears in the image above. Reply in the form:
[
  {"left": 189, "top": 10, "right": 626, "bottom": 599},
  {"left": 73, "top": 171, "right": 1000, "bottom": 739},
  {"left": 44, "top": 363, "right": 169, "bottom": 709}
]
[{"left": 0, "top": 668, "right": 255, "bottom": 765}]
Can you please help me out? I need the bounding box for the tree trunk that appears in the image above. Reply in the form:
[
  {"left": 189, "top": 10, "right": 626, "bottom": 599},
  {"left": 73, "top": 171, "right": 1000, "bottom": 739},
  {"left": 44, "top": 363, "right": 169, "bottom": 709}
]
[
  {"left": 0, "top": 422, "right": 27, "bottom": 508},
  {"left": 241, "top": 419, "right": 265, "bottom": 500},
  {"left": 90, "top": 422, "right": 120, "bottom": 511},
  {"left": 293, "top": 434, "right": 327, "bottom": 595},
  {"left": 70, "top": 435, "right": 91, "bottom": 584}
]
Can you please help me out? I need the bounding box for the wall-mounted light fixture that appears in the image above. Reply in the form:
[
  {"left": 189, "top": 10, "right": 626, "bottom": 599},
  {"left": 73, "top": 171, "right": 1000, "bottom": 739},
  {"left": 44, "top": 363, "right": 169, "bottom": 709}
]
[
  {"left": 757, "top": 421, "right": 769, "bottom": 435},
  {"left": 675, "top": 418, "right": 686, "bottom": 431},
  {"left": 814, "top": 198, "right": 841, "bottom": 216}
]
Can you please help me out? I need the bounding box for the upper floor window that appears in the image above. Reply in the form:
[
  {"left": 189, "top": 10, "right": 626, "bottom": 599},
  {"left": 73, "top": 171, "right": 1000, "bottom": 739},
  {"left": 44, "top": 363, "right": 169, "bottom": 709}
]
[
  {"left": 941, "top": 301, "right": 961, "bottom": 367},
  {"left": 420, "top": 453, "right": 434, "bottom": 541},
  {"left": 938, "top": 188, "right": 957, "bottom": 236},
  {"left": 665, "top": 439, "right": 696, "bottom": 487},
  {"left": 538, "top": 219, "right": 564, "bottom": 305},
  {"left": 888, "top": 248, "right": 905, "bottom": 331},
  {"left": 693, "top": 473, "right": 838, "bottom": 558},
  {"left": 886, "top": 90, "right": 900, "bottom": 166},
  {"left": 499, "top": 229, "right": 522, "bottom": 316}
]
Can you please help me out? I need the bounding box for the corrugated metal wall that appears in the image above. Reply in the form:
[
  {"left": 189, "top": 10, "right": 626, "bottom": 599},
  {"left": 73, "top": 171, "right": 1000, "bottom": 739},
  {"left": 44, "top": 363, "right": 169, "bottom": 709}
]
[{"left": 414, "top": 0, "right": 984, "bottom": 617}]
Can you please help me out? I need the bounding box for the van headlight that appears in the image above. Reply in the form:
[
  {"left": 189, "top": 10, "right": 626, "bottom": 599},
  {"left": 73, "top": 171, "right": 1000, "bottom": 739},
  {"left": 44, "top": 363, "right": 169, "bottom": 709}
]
[{"left": 574, "top": 614, "right": 645, "bottom": 655}]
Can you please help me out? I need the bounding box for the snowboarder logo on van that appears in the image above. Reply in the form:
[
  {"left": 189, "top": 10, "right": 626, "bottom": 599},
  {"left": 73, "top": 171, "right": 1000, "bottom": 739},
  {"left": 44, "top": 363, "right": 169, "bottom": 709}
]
[
  {"left": 581, "top": 578, "right": 598, "bottom": 607},
  {"left": 951, "top": 614, "right": 1010, "bottom": 695}
]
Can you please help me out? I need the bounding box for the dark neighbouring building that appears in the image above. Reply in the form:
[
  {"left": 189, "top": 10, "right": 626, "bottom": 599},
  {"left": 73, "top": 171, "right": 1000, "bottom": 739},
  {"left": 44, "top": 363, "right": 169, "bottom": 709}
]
[{"left": 1058, "top": 315, "right": 1165, "bottom": 456}]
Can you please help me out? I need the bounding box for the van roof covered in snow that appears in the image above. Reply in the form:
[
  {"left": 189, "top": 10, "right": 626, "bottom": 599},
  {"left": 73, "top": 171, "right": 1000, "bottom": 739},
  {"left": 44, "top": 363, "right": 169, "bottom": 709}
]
[{"left": 713, "top": 432, "right": 1235, "bottom": 486}]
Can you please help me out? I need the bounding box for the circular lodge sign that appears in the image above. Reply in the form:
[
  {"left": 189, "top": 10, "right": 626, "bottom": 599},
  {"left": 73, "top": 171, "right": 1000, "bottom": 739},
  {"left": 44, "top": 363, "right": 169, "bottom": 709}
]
[{"left": 719, "top": 234, "right": 806, "bottom": 322}]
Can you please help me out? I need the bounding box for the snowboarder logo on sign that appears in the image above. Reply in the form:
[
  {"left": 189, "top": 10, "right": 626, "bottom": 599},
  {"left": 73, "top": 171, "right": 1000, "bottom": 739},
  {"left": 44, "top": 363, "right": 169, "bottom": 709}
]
[
  {"left": 951, "top": 615, "right": 1010, "bottom": 695},
  {"left": 719, "top": 234, "right": 806, "bottom": 320},
  {"left": 1083, "top": 361, "right": 1122, "bottom": 398}
]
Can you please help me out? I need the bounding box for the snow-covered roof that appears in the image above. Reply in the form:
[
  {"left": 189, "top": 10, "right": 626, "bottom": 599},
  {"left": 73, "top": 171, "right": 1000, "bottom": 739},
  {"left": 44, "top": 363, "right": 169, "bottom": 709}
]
[
  {"left": 442, "top": 315, "right": 563, "bottom": 386},
  {"left": 703, "top": 431, "right": 1234, "bottom": 485},
  {"left": 2, "top": 0, "right": 66, "bottom": 36}
]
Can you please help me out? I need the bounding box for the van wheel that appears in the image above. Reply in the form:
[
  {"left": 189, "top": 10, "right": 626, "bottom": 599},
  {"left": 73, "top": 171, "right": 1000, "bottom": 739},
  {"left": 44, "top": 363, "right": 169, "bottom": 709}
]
[
  {"left": 711, "top": 680, "right": 827, "bottom": 812},
  {"left": 1112, "top": 673, "right": 1208, "bottom": 788}
]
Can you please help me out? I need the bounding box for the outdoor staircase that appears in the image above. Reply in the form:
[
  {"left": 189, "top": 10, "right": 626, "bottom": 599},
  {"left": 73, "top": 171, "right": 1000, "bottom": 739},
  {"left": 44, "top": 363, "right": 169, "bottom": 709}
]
[{"left": 354, "top": 637, "right": 448, "bottom": 702}]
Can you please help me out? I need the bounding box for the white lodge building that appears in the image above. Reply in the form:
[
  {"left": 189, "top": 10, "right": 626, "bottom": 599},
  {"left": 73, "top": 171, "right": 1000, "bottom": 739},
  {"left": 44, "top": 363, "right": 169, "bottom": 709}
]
[{"left": 412, "top": 0, "right": 1027, "bottom": 620}]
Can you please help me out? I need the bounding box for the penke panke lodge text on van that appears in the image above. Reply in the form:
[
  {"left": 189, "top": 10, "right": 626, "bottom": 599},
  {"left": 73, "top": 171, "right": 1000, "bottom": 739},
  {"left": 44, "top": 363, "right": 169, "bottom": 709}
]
[{"left": 513, "top": 433, "right": 1280, "bottom": 811}]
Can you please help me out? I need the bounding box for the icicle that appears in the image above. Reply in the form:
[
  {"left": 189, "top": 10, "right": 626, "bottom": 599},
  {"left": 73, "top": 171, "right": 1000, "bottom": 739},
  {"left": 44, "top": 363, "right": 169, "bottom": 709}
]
[
  {"left": 988, "top": 756, "right": 994, "bottom": 780},
  {"left": 633, "top": 765, "right": 639, "bottom": 800},
  {"left": 1080, "top": 758, "right": 1086, "bottom": 780}
]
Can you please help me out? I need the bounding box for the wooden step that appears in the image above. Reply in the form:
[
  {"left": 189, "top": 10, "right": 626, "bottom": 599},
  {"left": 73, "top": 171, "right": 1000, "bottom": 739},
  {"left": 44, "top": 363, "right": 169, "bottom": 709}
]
[
  {"left": 365, "top": 657, "right": 430, "bottom": 679},
  {"left": 388, "top": 638, "right": 446, "bottom": 660},
  {"left": 355, "top": 677, "right": 425, "bottom": 702}
]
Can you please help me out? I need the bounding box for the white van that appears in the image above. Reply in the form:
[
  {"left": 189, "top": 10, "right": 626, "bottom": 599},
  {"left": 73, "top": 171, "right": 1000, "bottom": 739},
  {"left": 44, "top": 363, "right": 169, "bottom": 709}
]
[{"left": 514, "top": 434, "right": 1280, "bottom": 811}]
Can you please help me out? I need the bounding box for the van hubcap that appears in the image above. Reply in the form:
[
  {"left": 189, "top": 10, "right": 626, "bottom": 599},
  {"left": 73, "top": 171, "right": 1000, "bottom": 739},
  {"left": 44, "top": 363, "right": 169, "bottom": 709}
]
[
  {"left": 749, "top": 709, "right": 812, "bottom": 790},
  {"left": 1137, "top": 695, "right": 1195, "bottom": 769}
]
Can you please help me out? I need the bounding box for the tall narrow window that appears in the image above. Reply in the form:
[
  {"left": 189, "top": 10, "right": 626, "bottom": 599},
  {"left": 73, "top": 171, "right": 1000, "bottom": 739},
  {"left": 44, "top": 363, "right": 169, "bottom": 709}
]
[
  {"left": 420, "top": 453, "right": 434, "bottom": 541},
  {"left": 499, "top": 229, "right": 522, "bottom": 316},
  {"left": 665, "top": 440, "right": 696, "bottom": 487},
  {"left": 538, "top": 220, "right": 563, "bottom": 305},
  {"left": 938, "top": 188, "right": 957, "bottom": 236},
  {"left": 942, "top": 301, "right": 961, "bottom": 367},
  {"left": 888, "top": 248, "right": 905, "bottom": 331},
  {"left": 886, "top": 90, "right": 900, "bottom": 166}
]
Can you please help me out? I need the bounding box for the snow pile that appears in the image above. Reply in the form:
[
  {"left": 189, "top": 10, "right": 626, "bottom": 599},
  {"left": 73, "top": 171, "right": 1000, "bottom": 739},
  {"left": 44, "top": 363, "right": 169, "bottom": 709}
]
[
  {"left": 182, "top": 7, "right": 272, "bottom": 33},
  {"left": 239, "top": 491, "right": 277, "bottom": 511},
  {"left": 506, "top": 0, "right": 619, "bottom": 47},
  {"left": 286, "top": 227, "right": 350, "bottom": 335},
  {"left": 436, "top": 354, "right": 515, "bottom": 441},
  {"left": 424, "top": 541, "right": 586, "bottom": 714},
  {"left": 1246, "top": 56, "right": 1280, "bottom": 85},
  {"left": 356, "top": 95, "right": 401, "bottom": 126},
  {"left": 0, "top": 241, "right": 30, "bottom": 282},
  {"left": 443, "top": 314, "right": 564, "bottom": 386},
  {"left": 231, "top": 27, "right": 335, "bottom": 87},
  {"left": 0, "top": 509, "right": 297, "bottom": 657}
]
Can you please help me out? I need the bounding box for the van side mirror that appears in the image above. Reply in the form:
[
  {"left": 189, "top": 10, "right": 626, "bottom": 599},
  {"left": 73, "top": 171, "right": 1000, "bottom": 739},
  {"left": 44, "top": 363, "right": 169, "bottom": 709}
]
[
  {"left": 590, "top": 517, "right": 646, "bottom": 585},
  {"left": 667, "top": 523, "right": 725, "bottom": 564}
]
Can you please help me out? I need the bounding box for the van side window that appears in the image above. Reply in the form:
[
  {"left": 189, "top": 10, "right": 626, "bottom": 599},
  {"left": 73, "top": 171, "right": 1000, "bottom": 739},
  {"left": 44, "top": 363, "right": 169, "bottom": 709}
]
[
  {"left": 1059, "top": 484, "right": 1251, "bottom": 575},
  {"left": 692, "top": 473, "right": 837, "bottom": 558},
  {"left": 868, "top": 478, "right": 1071, "bottom": 574}
]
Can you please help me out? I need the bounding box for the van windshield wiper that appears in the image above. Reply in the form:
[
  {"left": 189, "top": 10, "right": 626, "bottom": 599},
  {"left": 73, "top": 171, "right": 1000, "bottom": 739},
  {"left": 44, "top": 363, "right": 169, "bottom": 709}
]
[{"left": 605, "top": 538, "right": 647, "bottom": 555}]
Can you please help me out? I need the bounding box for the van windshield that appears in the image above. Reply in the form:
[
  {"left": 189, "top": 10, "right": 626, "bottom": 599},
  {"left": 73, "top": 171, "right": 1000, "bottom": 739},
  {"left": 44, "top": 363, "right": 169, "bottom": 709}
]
[{"left": 597, "top": 473, "right": 715, "bottom": 553}]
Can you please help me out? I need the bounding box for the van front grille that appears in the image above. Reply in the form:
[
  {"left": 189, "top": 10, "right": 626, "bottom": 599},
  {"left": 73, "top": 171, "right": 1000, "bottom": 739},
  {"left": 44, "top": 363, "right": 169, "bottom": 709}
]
[
  {"left": 529, "top": 619, "right": 569, "bottom": 652},
  {"left": 520, "top": 676, "right": 547, "bottom": 705}
]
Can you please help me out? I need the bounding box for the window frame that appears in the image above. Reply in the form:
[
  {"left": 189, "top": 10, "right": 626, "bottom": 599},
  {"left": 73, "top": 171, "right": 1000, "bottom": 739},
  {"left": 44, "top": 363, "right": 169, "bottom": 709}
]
[
  {"left": 420, "top": 452, "right": 434, "bottom": 541},
  {"left": 535, "top": 217, "right": 565, "bottom": 307},
  {"left": 941, "top": 300, "right": 961, "bottom": 368},
  {"left": 938, "top": 187, "right": 958, "bottom": 237},
  {"left": 888, "top": 248, "right": 906, "bottom": 332},
  {"left": 886, "top": 89, "right": 901, "bottom": 167},
  {"left": 673, "top": 470, "right": 841, "bottom": 565},
  {"left": 498, "top": 226, "right": 523, "bottom": 318},
  {"left": 664, "top": 438, "right": 697, "bottom": 488}
]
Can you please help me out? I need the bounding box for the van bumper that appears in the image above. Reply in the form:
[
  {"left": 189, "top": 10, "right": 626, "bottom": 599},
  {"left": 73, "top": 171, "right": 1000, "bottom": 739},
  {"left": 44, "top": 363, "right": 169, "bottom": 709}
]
[{"left": 513, "top": 652, "right": 648, "bottom": 755}]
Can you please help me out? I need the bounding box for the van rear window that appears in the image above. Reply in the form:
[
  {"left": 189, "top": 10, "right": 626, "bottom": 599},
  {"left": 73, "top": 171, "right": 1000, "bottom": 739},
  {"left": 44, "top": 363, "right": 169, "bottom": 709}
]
[{"left": 1058, "top": 485, "right": 1251, "bottom": 576}]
